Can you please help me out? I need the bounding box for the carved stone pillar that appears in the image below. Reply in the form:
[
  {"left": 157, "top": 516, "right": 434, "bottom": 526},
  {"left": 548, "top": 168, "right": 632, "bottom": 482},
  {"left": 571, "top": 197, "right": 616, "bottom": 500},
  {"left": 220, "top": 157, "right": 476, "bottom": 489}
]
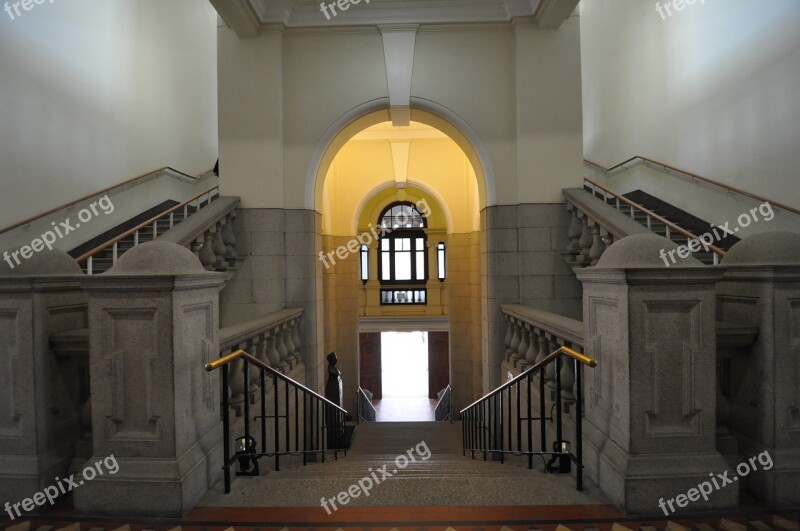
[
  {"left": 576, "top": 233, "right": 732, "bottom": 515},
  {"left": 0, "top": 251, "right": 85, "bottom": 506},
  {"left": 716, "top": 232, "right": 800, "bottom": 507},
  {"left": 75, "top": 241, "right": 225, "bottom": 517}
]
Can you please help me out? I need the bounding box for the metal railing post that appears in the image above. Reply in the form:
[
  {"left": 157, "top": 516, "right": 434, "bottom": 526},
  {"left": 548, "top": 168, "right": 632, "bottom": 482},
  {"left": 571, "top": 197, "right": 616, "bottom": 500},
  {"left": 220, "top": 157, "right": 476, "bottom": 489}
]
[{"left": 222, "top": 364, "right": 231, "bottom": 494}]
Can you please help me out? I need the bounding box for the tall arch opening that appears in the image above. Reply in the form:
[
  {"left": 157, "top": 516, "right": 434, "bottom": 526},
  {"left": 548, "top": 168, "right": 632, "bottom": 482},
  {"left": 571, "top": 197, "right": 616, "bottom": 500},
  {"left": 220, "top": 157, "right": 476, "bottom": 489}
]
[{"left": 313, "top": 109, "right": 486, "bottom": 420}]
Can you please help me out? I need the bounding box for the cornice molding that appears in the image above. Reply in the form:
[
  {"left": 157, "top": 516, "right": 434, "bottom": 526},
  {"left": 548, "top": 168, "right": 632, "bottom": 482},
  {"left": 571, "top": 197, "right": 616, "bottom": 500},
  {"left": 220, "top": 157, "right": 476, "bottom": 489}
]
[{"left": 246, "top": 0, "right": 547, "bottom": 29}]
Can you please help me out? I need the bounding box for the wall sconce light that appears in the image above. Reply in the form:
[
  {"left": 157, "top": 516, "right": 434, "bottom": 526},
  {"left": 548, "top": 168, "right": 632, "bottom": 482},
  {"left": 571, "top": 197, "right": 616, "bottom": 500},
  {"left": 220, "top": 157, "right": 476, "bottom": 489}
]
[
  {"left": 437, "top": 242, "right": 446, "bottom": 282},
  {"left": 360, "top": 244, "right": 369, "bottom": 285}
]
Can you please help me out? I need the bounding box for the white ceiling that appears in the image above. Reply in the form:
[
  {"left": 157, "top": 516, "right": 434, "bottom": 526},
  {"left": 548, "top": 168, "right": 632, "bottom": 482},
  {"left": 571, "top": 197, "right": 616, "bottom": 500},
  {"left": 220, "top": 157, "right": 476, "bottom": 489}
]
[{"left": 210, "top": 0, "right": 579, "bottom": 35}]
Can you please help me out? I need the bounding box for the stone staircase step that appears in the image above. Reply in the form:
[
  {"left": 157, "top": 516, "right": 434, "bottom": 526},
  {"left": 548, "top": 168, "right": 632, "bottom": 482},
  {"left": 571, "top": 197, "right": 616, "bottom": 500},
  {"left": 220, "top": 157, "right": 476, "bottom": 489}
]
[
  {"left": 773, "top": 516, "right": 799, "bottom": 530},
  {"left": 6, "top": 524, "right": 31, "bottom": 531},
  {"left": 54, "top": 525, "right": 79, "bottom": 531},
  {"left": 720, "top": 519, "right": 748, "bottom": 531},
  {"left": 694, "top": 524, "right": 717, "bottom": 531},
  {"left": 666, "top": 523, "right": 692, "bottom": 531},
  {"left": 749, "top": 521, "right": 773, "bottom": 531}
]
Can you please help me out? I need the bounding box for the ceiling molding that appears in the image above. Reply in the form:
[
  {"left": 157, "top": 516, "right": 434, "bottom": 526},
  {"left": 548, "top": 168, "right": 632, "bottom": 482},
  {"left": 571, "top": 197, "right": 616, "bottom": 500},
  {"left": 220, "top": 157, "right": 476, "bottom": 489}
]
[
  {"left": 533, "top": 0, "right": 580, "bottom": 29},
  {"left": 209, "top": 0, "right": 261, "bottom": 37},
  {"left": 241, "top": 0, "right": 550, "bottom": 29}
]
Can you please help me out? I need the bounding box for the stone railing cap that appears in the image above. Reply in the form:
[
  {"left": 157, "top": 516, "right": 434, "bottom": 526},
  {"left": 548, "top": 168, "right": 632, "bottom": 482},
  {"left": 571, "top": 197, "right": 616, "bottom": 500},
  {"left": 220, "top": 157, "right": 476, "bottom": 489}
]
[
  {"left": 104, "top": 241, "right": 208, "bottom": 275},
  {"left": 721, "top": 231, "right": 800, "bottom": 266},
  {"left": 0, "top": 248, "right": 83, "bottom": 276},
  {"left": 596, "top": 233, "right": 702, "bottom": 268}
]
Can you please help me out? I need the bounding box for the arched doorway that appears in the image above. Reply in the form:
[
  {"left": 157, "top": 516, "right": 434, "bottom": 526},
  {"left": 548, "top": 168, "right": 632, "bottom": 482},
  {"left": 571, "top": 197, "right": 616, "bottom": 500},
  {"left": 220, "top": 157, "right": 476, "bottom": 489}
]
[{"left": 309, "top": 103, "right": 490, "bottom": 420}]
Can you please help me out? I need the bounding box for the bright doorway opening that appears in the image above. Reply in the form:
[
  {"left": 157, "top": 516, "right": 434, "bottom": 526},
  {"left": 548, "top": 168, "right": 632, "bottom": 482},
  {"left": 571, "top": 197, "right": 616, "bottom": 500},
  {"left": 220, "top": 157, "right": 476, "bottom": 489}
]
[
  {"left": 381, "top": 331, "right": 428, "bottom": 398},
  {"left": 358, "top": 330, "right": 450, "bottom": 422}
]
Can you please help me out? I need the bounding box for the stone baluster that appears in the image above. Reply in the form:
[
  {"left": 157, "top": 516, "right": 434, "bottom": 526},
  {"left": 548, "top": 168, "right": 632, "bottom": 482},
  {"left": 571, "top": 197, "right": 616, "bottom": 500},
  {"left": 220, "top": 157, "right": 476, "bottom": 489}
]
[
  {"left": 275, "top": 324, "right": 291, "bottom": 369},
  {"left": 228, "top": 355, "right": 246, "bottom": 413},
  {"left": 503, "top": 315, "right": 514, "bottom": 362},
  {"left": 291, "top": 319, "right": 303, "bottom": 365},
  {"left": 516, "top": 323, "right": 530, "bottom": 368},
  {"left": 212, "top": 220, "right": 229, "bottom": 270},
  {"left": 578, "top": 216, "right": 593, "bottom": 267},
  {"left": 252, "top": 333, "right": 275, "bottom": 394},
  {"left": 545, "top": 336, "right": 560, "bottom": 389},
  {"left": 198, "top": 231, "right": 217, "bottom": 271},
  {"left": 589, "top": 224, "right": 605, "bottom": 266},
  {"left": 245, "top": 338, "right": 260, "bottom": 403},
  {"left": 509, "top": 319, "right": 522, "bottom": 365},
  {"left": 525, "top": 326, "right": 538, "bottom": 365},
  {"left": 266, "top": 331, "right": 285, "bottom": 372},
  {"left": 222, "top": 212, "right": 239, "bottom": 267},
  {"left": 564, "top": 205, "right": 583, "bottom": 263},
  {"left": 283, "top": 322, "right": 297, "bottom": 365},
  {"left": 534, "top": 329, "right": 548, "bottom": 366}
]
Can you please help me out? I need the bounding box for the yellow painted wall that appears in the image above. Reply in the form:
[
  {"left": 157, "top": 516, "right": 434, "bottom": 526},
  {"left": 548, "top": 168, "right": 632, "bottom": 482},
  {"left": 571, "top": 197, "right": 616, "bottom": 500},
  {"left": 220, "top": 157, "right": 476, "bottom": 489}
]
[{"left": 322, "top": 124, "right": 480, "bottom": 236}]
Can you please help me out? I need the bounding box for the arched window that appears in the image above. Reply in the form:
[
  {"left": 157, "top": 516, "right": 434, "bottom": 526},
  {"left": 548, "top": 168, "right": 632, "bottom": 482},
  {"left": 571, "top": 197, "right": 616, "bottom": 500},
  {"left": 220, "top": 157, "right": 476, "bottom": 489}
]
[{"left": 378, "top": 202, "right": 428, "bottom": 284}]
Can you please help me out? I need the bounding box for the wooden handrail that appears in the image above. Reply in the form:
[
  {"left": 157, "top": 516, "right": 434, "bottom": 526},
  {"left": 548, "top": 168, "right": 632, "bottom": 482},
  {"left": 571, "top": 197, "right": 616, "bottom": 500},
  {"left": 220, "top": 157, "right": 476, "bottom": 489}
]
[
  {"left": 0, "top": 166, "right": 207, "bottom": 236},
  {"left": 460, "top": 346, "right": 596, "bottom": 414},
  {"left": 584, "top": 178, "right": 727, "bottom": 258},
  {"left": 584, "top": 156, "right": 800, "bottom": 217},
  {"left": 76, "top": 186, "right": 219, "bottom": 263},
  {"left": 206, "top": 349, "right": 347, "bottom": 415}
]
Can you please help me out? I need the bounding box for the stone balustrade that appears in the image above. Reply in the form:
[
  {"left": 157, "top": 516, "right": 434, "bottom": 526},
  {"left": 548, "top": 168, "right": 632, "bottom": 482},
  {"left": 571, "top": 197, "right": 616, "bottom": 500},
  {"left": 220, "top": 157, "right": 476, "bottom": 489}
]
[
  {"left": 561, "top": 188, "right": 650, "bottom": 269},
  {"left": 501, "top": 304, "right": 583, "bottom": 402},
  {"left": 159, "top": 196, "right": 241, "bottom": 272},
  {"left": 219, "top": 308, "right": 304, "bottom": 412}
]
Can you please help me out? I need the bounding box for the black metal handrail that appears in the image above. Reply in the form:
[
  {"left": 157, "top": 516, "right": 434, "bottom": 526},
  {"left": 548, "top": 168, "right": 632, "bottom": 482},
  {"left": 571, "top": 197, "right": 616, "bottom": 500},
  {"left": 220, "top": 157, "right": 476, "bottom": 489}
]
[
  {"left": 356, "top": 387, "right": 376, "bottom": 423},
  {"left": 460, "top": 346, "right": 596, "bottom": 491},
  {"left": 205, "top": 349, "right": 348, "bottom": 493},
  {"left": 434, "top": 385, "right": 453, "bottom": 422}
]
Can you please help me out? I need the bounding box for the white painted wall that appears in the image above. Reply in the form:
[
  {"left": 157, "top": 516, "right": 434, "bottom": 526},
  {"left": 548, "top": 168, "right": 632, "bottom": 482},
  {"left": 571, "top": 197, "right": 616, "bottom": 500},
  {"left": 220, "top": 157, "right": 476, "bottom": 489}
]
[
  {"left": 581, "top": 0, "right": 800, "bottom": 219},
  {"left": 217, "top": 22, "right": 585, "bottom": 209},
  {"left": 0, "top": 0, "right": 219, "bottom": 229}
]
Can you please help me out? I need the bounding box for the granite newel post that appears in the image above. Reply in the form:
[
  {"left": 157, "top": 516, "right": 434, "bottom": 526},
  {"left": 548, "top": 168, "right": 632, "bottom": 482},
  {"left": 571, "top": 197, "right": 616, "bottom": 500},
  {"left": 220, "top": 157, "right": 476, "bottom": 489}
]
[
  {"left": 0, "top": 251, "right": 86, "bottom": 506},
  {"left": 576, "top": 234, "right": 735, "bottom": 515},
  {"left": 74, "top": 242, "right": 226, "bottom": 516},
  {"left": 716, "top": 232, "right": 800, "bottom": 507}
]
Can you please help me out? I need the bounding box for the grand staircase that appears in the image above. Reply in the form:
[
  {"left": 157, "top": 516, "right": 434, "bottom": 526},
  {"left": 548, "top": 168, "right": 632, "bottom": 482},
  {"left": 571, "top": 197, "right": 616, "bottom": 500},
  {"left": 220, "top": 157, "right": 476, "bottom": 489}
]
[
  {"left": 2, "top": 423, "right": 798, "bottom": 529},
  {"left": 199, "top": 421, "right": 600, "bottom": 509}
]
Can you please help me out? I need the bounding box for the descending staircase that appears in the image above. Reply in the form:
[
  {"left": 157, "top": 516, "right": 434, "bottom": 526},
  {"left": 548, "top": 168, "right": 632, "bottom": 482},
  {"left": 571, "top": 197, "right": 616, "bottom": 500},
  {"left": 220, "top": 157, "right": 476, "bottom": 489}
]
[
  {"left": 199, "top": 421, "right": 600, "bottom": 508},
  {"left": 581, "top": 182, "right": 736, "bottom": 265},
  {"left": 67, "top": 189, "right": 227, "bottom": 275},
  {"left": 68, "top": 199, "right": 206, "bottom": 275},
  {"left": 2, "top": 423, "right": 798, "bottom": 529},
  {"left": 620, "top": 190, "right": 741, "bottom": 253}
]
